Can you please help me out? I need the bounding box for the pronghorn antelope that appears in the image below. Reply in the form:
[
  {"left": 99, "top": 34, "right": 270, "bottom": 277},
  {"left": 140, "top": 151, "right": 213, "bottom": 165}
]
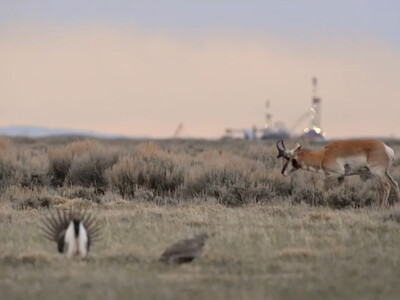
[
  {"left": 41, "top": 209, "right": 100, "bottom": 258},
  {"left": 276, "top": 139, "right": 400, "bottom": 207}
]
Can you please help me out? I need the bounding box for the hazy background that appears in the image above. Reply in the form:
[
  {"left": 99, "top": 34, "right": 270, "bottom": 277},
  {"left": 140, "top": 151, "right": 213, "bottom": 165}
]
[{"left": 0, "top": 1, "right": 399, "bottom": 139}]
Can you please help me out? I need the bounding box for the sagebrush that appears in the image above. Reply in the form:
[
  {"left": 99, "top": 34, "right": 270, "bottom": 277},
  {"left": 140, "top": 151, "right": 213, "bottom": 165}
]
[{"left": 1, "top": 136, "right": 399, "bottom": 208}]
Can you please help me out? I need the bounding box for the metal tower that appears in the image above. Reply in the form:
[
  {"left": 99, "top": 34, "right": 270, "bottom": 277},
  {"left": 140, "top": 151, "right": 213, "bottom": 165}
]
[
  {"left": 310, "top": 77, "right": 322, "bottom": 132},
  {"left": 303, "top": 77, "right": 325, "bottom": 140},
  {"left": 264, "top": 100, "right": 272, "bottom": 129}
]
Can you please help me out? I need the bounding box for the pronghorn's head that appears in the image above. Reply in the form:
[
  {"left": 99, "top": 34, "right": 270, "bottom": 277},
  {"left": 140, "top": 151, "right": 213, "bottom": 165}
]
[{"left": 276, "top": 140, "right": 302, "bottom": 176}]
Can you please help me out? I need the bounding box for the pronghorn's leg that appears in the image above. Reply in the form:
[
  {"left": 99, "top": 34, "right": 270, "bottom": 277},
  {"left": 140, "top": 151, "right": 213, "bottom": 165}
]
[
  {"left": 385, "top": 169, "right": 400, "bottom": 203},
  {"left": 324, "top": 174, "right": 340, "bottom": 191},
  {"left": 322, "top": 160, "right": 345, "bottom": 190},
  {"left": 381, "top": 180, "right": 391, "bottom": 207},
  {"left": 371, "top": 168, "right": 391, "bottom": 207}
]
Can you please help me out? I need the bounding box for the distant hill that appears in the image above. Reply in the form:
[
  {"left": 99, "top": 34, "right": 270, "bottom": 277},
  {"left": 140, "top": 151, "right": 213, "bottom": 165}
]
[{"left": 0, "top": 126, "right": 128, "bottom": 139}]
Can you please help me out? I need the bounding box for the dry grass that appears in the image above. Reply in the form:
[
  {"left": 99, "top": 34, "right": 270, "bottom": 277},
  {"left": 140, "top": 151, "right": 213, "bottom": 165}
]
[
  {"left": 1, "top": 137, "right": 400, "bottom": 299},
  {"left": 1, "top": 203, "right": 400, "bottom": 299}
]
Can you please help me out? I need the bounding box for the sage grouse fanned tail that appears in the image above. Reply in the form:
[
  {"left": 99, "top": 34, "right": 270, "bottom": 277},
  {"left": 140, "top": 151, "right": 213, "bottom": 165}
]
[{"left": 40, "top": 209, "right": 100, "bottom": 258}]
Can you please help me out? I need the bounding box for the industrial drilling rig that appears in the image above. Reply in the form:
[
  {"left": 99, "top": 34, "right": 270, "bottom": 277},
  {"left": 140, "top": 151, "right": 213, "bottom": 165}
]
[
  {"left": 223, "top": 77, "right": 326, "bottom": 141},
  {"left": 302, "top": 77, "right": 325, "bottom": 140}
]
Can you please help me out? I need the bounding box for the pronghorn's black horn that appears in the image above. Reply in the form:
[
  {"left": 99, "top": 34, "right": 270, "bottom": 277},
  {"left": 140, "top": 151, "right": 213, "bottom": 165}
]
[
  {"left": 276, "top": 140, "right": 283, "bottom": 151},
  {"left": 276, "top": 140, "right": 286, "bottom": 158}
]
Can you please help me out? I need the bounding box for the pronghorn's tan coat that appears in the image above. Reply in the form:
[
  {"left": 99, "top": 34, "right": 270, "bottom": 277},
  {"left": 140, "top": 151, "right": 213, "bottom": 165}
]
[{"left": 276, "top": 140, "right": 400, "bottom": 207}]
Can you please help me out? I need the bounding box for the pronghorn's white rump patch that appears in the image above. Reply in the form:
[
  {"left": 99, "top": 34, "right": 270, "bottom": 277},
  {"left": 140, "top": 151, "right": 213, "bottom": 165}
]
[{"left": 384, "top": 144, "right": 395, "bottom": 165}]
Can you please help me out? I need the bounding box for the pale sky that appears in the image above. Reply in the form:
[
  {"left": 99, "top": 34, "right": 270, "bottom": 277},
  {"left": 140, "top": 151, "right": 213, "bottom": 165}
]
[{"left": 0, "top": 1, "right": 399, "bottom": 138}]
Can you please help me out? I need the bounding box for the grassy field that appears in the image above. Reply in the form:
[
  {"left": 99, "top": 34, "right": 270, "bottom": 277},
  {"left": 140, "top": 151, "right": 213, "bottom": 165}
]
[
  {"left": 1, "top": 137, "right": 400, "bottom": 299},
  {"left": 2, "top": 202, "right": 400, "bottom": 299}
]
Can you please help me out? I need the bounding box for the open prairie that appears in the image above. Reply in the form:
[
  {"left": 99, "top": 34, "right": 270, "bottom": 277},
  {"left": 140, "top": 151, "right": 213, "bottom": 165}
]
[{"left": 1, "top": 137, "right": 400, "bottom": 300}]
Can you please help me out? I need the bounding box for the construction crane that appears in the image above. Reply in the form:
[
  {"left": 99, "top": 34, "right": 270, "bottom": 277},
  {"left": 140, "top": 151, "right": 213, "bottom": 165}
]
[{"left": 173, "top": 123, "right": 184, "bottom": 138}]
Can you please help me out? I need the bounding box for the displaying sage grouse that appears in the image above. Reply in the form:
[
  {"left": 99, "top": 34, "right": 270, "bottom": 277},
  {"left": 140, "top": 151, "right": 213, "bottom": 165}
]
[
  {"left": 160, "top": 232, "right": 210, "bottom": 264},
  {"left": 41, "top": 209, "right": 100, "bottom": 258}
]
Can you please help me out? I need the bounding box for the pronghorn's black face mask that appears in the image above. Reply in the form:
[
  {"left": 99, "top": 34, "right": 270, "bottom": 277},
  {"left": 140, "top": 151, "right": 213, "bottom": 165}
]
[{"left": 276, "top": 140, "right": 302, "bottom": 176}]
